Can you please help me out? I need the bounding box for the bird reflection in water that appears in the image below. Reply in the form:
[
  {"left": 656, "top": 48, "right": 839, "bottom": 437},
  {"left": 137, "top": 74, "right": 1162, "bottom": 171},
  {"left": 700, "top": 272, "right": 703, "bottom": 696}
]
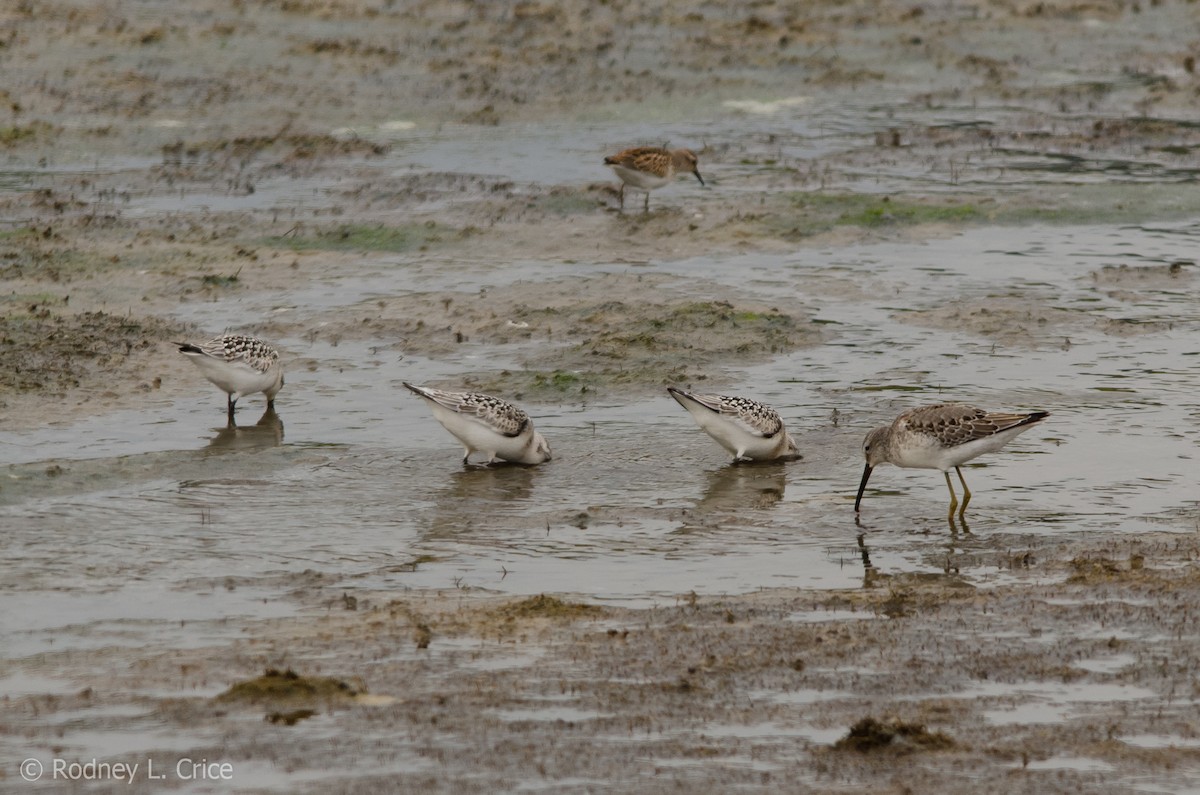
[
  {"left": 205, "top": 406, "right": 285, "bottom": 452},
  {"left": 696, "top": 462, "right": 788, "bottom": 513},
  {"left": 442, "top": 463, "right": 537, "bottom": 505},
  {"left": 423, "top": 465, "right": 539, "bottom": 541}
]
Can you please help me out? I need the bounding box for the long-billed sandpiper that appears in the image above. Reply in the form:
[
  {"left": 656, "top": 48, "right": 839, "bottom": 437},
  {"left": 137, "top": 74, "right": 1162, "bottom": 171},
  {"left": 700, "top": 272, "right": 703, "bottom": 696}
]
[
  {"left": 176, "top": 334, "right": 284, "bottom": 418},
  {"left": 854, "top": 403, "right": 1049, "bottom": 519},
  {"left": 668, "top": 387, "right": 799, "bottom": 463},
  {"left": 403, "top": 383, "right": 552, "bottom": 466},
  {"left": 603, "top": 146, "right": 704, "bottom": 212}
]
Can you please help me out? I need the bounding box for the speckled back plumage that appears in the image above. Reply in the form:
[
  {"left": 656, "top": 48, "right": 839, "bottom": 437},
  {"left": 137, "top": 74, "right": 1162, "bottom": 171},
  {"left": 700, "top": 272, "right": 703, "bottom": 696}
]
[
  {"left": 681, "top": 392, "right": 785, "bottom": 438},
  {"left": 667, "top": 387, "right": 797, "bottom": 462},
  {"left": 194, "top": 334, "right": 280, "bottom": 374},
  {"left": 857, "top": 402, "right": 1050, "bottom": 517},
  {"left": 176, "top": 332, "right": 284, "bottom": 413},
  {"left": 603, "top": 146, "right": 699, "bottom": 180},
  {"left": 892, "top": 403, "right": 1045, "bottom": 448},
  {"left": 404, "top": 384, "right": 529, "bottom": 437},
  {"left": 604, "top": 147, "right": 675, "bottom": 179}
]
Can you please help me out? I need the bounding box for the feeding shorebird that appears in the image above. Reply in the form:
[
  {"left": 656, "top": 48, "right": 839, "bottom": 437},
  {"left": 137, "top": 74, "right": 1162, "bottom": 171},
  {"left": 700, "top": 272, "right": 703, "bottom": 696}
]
[
  {"left": 854, "top": 403, "right": 1049, "bottom": 519},
  {"left": 603, "top": 146, "right": 704, "bottom": 212},
  {"left": 403, "top": 383, "right": 552, "bottom": 466},
  {"left": 668, "top": 387, "right": 799, "bottom": 463},
  {"left": 176, "top": 333, "right": 284, "bottom": 419}
]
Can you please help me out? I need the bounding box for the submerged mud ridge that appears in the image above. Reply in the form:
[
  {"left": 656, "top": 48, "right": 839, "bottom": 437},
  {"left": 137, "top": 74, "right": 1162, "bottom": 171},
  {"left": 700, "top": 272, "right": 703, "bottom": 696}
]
[
  {"left": 897, "top": 257, "right": 1194, "bottom": 348},
  {"left": 269, "top": 272, "right": 822, "bottom": 397}
]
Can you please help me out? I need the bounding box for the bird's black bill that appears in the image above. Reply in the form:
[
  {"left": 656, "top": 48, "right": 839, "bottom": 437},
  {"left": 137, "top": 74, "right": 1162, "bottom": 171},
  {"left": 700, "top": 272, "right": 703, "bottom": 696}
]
[
  {"left": 693, "top": 170, "right": 705, "bottom": 186},
  {"left": 854, "top": 463, "right": 873, "bottom": 513}
]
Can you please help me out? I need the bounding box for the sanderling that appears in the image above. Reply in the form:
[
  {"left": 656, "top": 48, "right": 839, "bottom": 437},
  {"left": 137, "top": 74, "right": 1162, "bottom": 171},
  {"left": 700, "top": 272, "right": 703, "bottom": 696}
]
[
  {"left": 403, "top": 383, "right": 552, "bottom": 466},
  {"left": 854, "top": 403, "right": 1050, "bottom": 519},
  {"left": 668, "top": 387, "right": 799, "bottom": 463},
  {"left": 603, "top": 146, "right": 704, "bottom": 212},
  {"left": 176, "top": 333, "right": 284, "bottom": 418}
]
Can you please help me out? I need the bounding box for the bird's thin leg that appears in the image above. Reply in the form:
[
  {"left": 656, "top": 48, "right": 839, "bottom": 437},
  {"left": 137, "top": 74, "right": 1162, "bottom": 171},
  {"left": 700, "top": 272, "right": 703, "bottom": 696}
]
[
  {"left": 955, "top": 466, "right": 972, "bottom": 517},
  {"left": 461, "top": 450, "right": 471, "bottom": 466},
  {"left": 643, "top": 191, "right": 650, "bottom": 213},
  {"left": 227, "top": 394, "right": 237, "bottom": 419},
  {"left": 943, "top": 470, "right": 959, "bottom": 520},
  {"left": 618, "top": 183, "right": 625, "bottom": 210},
  {"left": 267, "top": 397, "right": 275, "bottom": 410}
]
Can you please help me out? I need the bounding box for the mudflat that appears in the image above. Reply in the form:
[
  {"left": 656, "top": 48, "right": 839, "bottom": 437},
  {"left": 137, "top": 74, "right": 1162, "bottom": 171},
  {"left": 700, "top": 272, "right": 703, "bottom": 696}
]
[{"left": 4, "top": 1, "right": 1200, "bottom": 792}]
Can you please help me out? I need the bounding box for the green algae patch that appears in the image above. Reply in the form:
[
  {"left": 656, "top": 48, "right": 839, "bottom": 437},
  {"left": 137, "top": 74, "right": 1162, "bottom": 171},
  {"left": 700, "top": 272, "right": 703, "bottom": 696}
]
[
  {"left": 162, "top": 133, "right": 388, "bottom": 164},
  {"left": 264, "top": 223, "right": 455, "bottom": 253},
  {"left": 766, "top": 184, "right": 1200, "bottom": 241},
  {"left": 215, "top": 668, "right": 363, "bottom": 705},
  {"left": 770, "top": 193, "right": 985, "bottom": 238},
  {"left": 768, "top": 184, "right": 1200, "bottom": 242},
  {"left": 0, "top": 121, "right": 60, "bottom": 148},
  {"left": 835, "top": 196, "right": 983, "bottom": 228},
  {"left": 528, "top": 369, "right": 596, "bottom": 394}
]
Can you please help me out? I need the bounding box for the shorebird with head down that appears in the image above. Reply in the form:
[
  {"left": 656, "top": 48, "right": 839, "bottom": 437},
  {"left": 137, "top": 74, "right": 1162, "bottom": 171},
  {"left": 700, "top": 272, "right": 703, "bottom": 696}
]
[
  {"left": 668, "top": 387, "right": 799, "bottom": 463},
  {"left": 176, "top": 333, "right": 284, "bottom": 420},
  {"left": 603, "top": 146, "right": 704, "bottom": 212},
  {"left": 854, "top": 403, "right": 1049, "bottom": 520},
  {"left": 403, "top": 383, "right": 552, "bottom": 466}
]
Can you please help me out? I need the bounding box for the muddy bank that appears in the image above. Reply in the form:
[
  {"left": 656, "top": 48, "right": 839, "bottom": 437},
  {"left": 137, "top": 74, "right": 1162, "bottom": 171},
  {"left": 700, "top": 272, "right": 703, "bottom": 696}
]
[
  {"left": 8, "top": 531, "right": 1200, "bottom": 793},
  {"left": 264, "top": 271, "right": 822, "bottom": 399}
]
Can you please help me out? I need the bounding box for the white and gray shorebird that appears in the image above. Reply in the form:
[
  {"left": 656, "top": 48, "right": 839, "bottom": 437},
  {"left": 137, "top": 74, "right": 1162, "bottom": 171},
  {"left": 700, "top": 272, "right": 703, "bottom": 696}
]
[
  {"left": 403, "top": 383, "right": 552, "bottom": 466},
  {"left": 667, "top": 387, "right": 799, "bottom": 463},
  {"left": 176, "top": 333, "right": 284, "bottom": 419},
  {"left": 854, "top": 403, "right": 1050, "bottom": 519}
]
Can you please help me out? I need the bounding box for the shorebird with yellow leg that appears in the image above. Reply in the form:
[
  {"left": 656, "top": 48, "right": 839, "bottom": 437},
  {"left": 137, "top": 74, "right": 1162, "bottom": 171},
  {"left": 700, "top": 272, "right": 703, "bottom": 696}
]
[{"left": 854, "top": 403, "right": 1049, "bottom": 522}]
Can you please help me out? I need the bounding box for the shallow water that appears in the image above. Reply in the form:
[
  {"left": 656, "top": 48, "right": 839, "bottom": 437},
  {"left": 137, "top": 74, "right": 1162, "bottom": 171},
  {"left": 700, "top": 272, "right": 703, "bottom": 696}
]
[{"left": 4, "top": 218, "right": 1199, "bottom": 670}]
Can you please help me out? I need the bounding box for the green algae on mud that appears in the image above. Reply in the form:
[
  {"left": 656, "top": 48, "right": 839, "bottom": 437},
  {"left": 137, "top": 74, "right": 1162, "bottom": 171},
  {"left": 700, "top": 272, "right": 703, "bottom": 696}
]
[
  {"left": 755, "top": 183, "right": 1200, "bottom": 241},
  {"left": 773, "top": 193, "right": 986, "bottom": 239},
  {"left": 263, "top": 222, "right": 458, "bottom": 253},
  {"left": 0, "top": 121, "right": 59, "bottom": 148},
  {"left": 161, "top": 132, "right": 389, "bottom": 163}
]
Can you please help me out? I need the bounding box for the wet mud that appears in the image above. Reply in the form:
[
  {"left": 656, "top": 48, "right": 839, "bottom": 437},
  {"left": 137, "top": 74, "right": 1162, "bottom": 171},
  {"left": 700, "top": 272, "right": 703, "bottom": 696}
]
[{"left": 4, "top": 0, "right": 1200, "bottom": 793}]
